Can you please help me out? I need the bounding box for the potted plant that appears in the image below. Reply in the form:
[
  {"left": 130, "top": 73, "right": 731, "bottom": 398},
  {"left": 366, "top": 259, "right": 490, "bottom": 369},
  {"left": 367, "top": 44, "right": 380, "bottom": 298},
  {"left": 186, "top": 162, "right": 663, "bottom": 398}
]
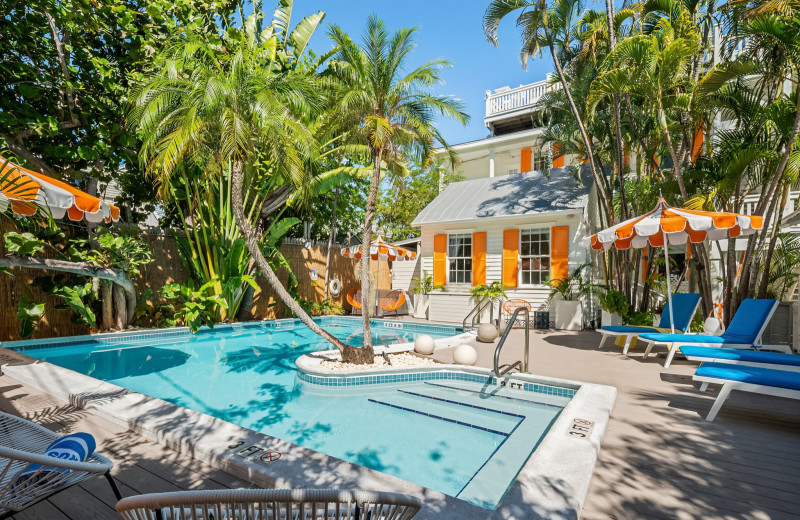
[
  {"left": 411, "top": 271, "right": 434, "bottom": 320},
  {"left": 469, "top": 281, "right": 508, "bottom": 327},
  {"left": 548, "top": 262, "right": 594, "bottom": 331},
  {"left": 598, "top": 288, "right": 629, "bottom": 327}
]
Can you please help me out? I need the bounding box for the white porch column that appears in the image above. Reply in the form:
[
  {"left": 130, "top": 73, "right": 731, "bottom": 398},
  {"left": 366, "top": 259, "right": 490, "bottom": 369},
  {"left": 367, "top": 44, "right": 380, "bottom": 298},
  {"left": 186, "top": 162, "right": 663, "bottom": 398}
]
[{"left": 489, "top": 149, "right": 495, "bottom": 177}]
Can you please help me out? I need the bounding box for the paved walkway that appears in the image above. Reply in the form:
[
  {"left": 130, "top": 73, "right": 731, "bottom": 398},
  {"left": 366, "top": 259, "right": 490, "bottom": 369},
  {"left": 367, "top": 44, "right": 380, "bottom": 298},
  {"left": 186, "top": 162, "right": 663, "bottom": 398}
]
[
  {"left": 1, "top": 329, "right": 799, "bottom": 519},
  {"left": 433, "top": 329, "right": 800, "bottom": 520}
]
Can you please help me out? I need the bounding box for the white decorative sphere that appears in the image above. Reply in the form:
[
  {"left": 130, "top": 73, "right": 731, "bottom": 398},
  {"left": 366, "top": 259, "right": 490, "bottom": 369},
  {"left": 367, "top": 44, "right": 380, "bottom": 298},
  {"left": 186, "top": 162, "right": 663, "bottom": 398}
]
[
  {"left": 477, "top": 323, "right": 498, "bottom": 343},
  {"left": 498, "top": 319, "right": 509, "bottom": 336},
  {"left": 453, "top": 344, "right": 478, "bottom": 366},
  {"left": 704, "top": 317, "right": 722, "bottom": 335},
  {"left": 414, "top": 334, "right": 436, "bottom": 355}
]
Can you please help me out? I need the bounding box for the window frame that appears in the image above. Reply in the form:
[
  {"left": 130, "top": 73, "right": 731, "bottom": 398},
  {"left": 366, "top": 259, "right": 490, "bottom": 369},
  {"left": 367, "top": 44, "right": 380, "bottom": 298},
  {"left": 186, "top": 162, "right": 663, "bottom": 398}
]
[
  {"left": 518, "top": 227, "right": 551, "bottom": 287},
  {"left": 446, "top": 232, "right": 473, "bottom": 285}
]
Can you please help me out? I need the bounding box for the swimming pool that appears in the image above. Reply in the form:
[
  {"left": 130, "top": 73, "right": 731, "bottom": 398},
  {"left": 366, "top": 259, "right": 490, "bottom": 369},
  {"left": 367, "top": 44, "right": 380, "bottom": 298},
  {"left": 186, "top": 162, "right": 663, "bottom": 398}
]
[{"left": 7, "top": 317, "right": 571, "bottom": 509}]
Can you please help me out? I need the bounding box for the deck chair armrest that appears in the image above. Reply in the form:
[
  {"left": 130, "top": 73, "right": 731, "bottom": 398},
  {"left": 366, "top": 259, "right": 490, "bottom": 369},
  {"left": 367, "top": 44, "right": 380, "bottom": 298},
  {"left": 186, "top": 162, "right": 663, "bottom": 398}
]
[{"left": 0, "top": 445, "right": 112, "bottom": 474}]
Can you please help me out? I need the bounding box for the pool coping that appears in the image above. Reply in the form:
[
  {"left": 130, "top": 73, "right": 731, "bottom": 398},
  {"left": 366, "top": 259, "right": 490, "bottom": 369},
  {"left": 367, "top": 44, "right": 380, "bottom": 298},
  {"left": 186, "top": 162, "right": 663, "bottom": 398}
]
[{"left": 0, "top": 345, "right": 615, "bottom": 519}]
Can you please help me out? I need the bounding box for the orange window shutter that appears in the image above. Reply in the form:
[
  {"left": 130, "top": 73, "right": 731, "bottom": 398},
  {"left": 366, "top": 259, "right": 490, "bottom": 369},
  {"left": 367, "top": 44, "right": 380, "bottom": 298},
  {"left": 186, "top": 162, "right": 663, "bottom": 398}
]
[
  {"left": 550, "top": 226, "right": 569, "bottom": 281},
  {"left": 691, "top": 125, "right": 704, "bottom": 162},
  {"left": 520, "top": 148, "right": 531, "bottom": 173},
  {"left": 472, "top": 232, "right": 487, "bottom": 286},
  {"left": 552, "top": 143, "right": 564, "bottom": 168},
  {"left": 502, "top": 229, "right": 519, "bottom": 288},
  {"left": 433, "top": 234, "right": 447, "bottom": 286}
]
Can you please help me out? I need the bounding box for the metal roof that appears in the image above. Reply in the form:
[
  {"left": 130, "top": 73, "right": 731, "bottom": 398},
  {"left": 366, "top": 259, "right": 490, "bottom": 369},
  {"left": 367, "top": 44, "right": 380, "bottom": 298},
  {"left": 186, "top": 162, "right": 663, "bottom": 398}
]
[{"left": 412, "top": 167, "right": 592, "bottom": 226}]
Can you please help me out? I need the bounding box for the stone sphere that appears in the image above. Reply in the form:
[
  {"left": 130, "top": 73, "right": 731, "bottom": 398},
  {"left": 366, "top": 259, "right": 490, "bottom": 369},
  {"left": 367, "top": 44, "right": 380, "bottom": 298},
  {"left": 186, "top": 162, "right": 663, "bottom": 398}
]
[
  {"left": 477, "top": 323, "right": 498, "bottom": 343},
  {"left": 414, "top": 334, "right": 436, "bottom": 355},
  {"left": 453, "top": 344, "right": 478, "bottom": 366}
]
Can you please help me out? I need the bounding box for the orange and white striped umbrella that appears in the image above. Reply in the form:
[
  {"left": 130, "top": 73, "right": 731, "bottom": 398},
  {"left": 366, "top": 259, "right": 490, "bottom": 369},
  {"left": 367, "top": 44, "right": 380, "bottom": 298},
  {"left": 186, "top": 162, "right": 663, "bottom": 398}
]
[
  {"left": 0, "top": 157, "right": 120, "bottom": 224},
  {"left": 341, "top": 236, "right": 417, "bottom": 261},
  {"left": 590, "top": 197, "right": 763, "bottom": 251}
]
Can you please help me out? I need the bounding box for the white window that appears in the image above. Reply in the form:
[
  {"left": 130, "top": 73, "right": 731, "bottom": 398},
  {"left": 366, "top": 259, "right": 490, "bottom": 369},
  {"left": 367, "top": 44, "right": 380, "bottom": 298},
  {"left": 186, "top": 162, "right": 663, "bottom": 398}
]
[
  {"left": 448, "top": 233, "right": 472, "bottom": 284},
  {"left": 520, "top": 228, "right": 550, "bottom": 285},
  {"left": 532, "top": 146, "right": 547, "bottom": 171}
]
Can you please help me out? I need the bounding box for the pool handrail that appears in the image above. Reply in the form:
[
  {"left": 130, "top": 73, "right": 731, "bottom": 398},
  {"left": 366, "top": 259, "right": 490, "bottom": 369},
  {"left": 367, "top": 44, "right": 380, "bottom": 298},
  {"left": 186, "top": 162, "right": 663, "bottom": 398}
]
[{"left": 494, "top": 306, "right": 530, "bottom": 378}]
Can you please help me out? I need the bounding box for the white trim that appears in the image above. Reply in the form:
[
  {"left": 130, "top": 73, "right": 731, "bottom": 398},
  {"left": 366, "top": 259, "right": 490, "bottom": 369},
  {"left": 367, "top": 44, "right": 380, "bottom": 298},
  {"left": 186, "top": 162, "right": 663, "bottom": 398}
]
[{"left": 414, "top": 208, "right": 582, "bottom": 228}]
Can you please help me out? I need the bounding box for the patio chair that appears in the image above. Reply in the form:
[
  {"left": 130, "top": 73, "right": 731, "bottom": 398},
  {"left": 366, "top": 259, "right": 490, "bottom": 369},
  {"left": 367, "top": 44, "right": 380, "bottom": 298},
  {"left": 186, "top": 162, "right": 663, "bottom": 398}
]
[
  {"left": 346, "top": 288, "right": 362, "bottom": 314},
  {"left": 503, "top": 299, "right": 532, "bottom": 328},
  {"left": 639, "top": 299, "right": 783, "bottom": 368},
  {"left": 0, "top": 411, "right": 122, "bottom": 519},
  {"left": 680, "top": 346, "right": 800, "bottom": 392},
  {"left": 597, "top": 293, "right": 701, "bottom": 354},
  {"left": 116, "top": 488, "right": 422, "bottom": 520},
  {"left": 691, "top": 362, "right": 800, "bottom": 422},
  {"left": 379, "top": 290, "right": 406, "bottom": 317}
]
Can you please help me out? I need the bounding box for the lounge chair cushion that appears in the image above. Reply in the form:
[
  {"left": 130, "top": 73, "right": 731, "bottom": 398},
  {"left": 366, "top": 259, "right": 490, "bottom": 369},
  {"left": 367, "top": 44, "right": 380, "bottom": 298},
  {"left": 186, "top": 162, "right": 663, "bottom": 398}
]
[
  {"left": 721, "top": 298, "right": 778, "bottom": 344},
  {"left": 640, "top": 333, "right": 729, "bottom": 344},
  {"left": 695, "top": 362, "right": 800, "bottom": 391},
  {"left": 602, "top": 325, "right": 665, "bottom": 334},
  {"left": 680, "top": 346, "right": 800, "bottom": 367},
  {"left": 657, "top": 293, "right": 702, "bottom": 330}
]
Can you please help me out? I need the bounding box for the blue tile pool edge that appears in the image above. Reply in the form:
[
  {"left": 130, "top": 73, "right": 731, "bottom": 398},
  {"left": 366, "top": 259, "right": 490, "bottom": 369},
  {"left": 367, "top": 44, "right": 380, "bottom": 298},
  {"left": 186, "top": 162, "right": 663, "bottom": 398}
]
[
  {"left": 0, "top": 316, "right": 464, "bottom": 352},
  {"left": 296, "top": 369, "right": 578, "bottom": 399}
]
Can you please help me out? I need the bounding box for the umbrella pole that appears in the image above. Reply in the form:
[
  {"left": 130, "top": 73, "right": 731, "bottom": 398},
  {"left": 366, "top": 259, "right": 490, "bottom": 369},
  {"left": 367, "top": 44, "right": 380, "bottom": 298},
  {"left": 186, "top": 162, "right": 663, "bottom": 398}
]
[{"left": 662, "top": 232, "right": 676, "bottom": 333}]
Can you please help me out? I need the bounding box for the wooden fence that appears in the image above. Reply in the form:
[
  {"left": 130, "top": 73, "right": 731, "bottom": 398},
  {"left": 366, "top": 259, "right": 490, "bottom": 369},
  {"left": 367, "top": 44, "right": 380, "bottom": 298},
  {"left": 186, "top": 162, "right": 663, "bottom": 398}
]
[{"left": 0, "top": 228, "right": 390, "bottom": 341}]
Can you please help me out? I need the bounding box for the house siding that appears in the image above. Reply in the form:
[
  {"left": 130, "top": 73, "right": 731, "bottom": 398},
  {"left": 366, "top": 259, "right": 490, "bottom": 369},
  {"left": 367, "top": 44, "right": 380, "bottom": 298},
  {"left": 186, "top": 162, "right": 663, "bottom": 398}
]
[{"left": 419, "top": 212, "right": 590, "bottom": 324}]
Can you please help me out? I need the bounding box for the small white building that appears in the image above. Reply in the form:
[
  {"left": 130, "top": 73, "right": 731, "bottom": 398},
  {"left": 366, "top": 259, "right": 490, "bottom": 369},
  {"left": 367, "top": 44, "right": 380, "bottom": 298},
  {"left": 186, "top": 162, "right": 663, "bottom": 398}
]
[{"left": 411, "top": 167, "right": 593, "bottom": 324}]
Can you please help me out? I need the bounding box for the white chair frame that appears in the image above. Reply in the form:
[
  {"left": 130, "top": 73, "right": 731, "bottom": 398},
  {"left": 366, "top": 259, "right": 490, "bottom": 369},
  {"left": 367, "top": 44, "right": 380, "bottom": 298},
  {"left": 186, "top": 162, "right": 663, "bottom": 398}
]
[
  {"left": 116, "top": 488, "right": 423, "bottom": 520},
  {"left": 692, "top": 372, "right": 800, "bottom": 422},
  {"left": 0, "top": 411, "right": 122, "bottom": 519}
]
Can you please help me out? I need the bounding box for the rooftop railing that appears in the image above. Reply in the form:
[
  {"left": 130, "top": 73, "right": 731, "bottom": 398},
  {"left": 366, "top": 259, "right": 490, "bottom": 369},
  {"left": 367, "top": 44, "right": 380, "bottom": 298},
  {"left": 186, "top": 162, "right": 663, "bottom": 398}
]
[{"left": 484, "top": 76, "right": 559, "bottom": 120}]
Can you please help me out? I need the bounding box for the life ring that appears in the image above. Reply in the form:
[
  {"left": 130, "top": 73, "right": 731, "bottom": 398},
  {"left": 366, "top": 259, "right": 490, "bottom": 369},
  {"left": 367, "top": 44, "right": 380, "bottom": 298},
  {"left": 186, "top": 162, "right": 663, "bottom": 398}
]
[{"left": 329, "top": 278, "right": 342, "bottom": 296}]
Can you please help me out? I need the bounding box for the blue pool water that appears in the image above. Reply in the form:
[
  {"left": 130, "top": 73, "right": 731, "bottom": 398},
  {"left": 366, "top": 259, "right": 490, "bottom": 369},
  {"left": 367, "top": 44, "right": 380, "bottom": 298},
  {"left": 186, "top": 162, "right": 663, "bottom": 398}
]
[{"left": 10, "top": 317, "right": 569, "bottom": 508}]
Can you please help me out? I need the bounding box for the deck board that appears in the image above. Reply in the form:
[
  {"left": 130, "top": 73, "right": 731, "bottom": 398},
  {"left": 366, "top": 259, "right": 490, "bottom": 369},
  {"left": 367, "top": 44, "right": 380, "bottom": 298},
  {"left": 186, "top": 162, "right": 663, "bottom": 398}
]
[{"left": 1, "top": 327, "right": 799, "bottom": 519}]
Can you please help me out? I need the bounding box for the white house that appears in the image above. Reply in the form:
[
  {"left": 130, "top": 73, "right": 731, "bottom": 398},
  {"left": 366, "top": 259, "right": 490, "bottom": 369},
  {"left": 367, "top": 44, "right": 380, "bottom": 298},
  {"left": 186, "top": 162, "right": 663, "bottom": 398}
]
[{"left": 408, "top": 67, "right": 798, "bottom": 327}]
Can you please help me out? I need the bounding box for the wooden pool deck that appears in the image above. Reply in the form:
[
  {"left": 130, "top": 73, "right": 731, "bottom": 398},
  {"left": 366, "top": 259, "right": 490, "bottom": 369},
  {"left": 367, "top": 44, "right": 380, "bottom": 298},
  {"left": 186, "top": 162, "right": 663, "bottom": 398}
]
[{"left": 1, "top": 328, "right": 799, "bottom": 519}]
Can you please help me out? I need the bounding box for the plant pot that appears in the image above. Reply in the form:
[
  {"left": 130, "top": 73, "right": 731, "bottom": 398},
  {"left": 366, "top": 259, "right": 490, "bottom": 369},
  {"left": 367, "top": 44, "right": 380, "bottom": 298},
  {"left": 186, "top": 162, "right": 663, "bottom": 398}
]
[
  {"left": 413, "top": 293, "right": 430, "bottom": 320},
  {"left": 601, "top": 310, "right": 622, "bottom": 327},
  {"left": 553, "top": 300, "right": 583, "bottom": 331},
  {"left": 653, "top": 313, "right": 661, "bottom": 327}
]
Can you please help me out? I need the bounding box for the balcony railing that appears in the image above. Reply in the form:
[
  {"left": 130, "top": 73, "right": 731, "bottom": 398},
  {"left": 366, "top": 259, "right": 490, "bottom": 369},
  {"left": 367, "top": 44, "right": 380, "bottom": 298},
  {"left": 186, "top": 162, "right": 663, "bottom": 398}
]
[{"left": 484, "top": 76, "right": 560, "bottom": 120}]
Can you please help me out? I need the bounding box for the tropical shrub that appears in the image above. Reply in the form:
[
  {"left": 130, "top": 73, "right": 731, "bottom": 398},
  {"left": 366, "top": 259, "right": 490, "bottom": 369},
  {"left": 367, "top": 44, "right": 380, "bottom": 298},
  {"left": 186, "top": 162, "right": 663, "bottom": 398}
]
[
  {"left": 469, "top": 281, "right": 508, "bottom": 303},
  {"left": 411, "top": 271, "right": 435, "bottom": 295},
  {"left": 548, "top": 262, "right": 595, "bottom": 301},
  {"left": 159, "top": 281, "right": 228, "bottom": 333},
  {"left": 598, "top": 288, "right": 629, "bottom": 316}
]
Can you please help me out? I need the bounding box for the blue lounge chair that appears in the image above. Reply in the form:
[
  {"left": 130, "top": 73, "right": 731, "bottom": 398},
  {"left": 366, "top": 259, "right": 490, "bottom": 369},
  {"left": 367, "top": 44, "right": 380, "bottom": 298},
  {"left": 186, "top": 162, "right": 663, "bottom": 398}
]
[
  {"left": 692, "top": 362, "right": 800, "bottom": 421},
  {"left": 640, "top": 299, "right": 782, "bottom": 368},
  {"left": 597, "top": 293, "right": 701, "bottom": 355},
  {"left": 681, "top": 345, "right": 800, "bottom": 392}
]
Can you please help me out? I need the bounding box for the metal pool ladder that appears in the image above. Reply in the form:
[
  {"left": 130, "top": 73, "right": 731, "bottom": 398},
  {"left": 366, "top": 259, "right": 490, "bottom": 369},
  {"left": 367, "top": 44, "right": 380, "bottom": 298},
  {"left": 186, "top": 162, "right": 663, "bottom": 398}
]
[
  {"left": 493, "top": 307, "right": 530, "bottom": 378},
  {"left": 462, "top": 296, "right": 501, "bottom": 330}
]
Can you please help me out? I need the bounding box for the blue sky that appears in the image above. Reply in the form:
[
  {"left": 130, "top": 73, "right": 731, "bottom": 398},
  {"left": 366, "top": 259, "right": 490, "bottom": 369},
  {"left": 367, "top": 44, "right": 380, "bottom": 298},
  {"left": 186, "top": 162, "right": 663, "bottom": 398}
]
[{"left": 292, "top": 0, "right": 555, "bottom": 145}]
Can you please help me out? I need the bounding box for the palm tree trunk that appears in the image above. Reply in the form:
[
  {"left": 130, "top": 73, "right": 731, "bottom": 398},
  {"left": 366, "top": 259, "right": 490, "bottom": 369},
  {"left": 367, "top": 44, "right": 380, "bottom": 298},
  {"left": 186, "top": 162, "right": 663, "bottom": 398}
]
[
  {"left": 229, "top": 160, "right": 350, "bottom": 355},
  {"left": 323, "top": 188, "right": 340, "bottom": 299},
  {"left": 757, "top": 185, "right": 788, "bottom": 298},
  {"left": 357, "top": 151, "right": 383, "bottom": 360},
  {"left": 543, "top": 27, "right": 612, "bottom": 226}
]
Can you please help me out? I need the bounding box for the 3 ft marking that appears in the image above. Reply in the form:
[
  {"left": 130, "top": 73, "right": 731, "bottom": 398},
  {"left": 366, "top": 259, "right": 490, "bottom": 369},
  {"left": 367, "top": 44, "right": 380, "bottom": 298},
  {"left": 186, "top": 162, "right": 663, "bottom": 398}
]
[
  {"left": 568, "top": 418, "right": 594, "bottom": 439},
  {"left": 227, "top": 440, "right": 281, "bottom": 464},
  {"left": 383, "top": 322, "right": 403, "bottom": 329}
]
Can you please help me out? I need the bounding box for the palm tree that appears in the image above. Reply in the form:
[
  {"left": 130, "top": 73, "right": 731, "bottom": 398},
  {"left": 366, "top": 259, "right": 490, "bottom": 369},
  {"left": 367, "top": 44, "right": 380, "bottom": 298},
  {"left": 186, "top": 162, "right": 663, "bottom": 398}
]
[
  {"left": 327, "top": 16, "right": 469, "bottom": 359},
  {"left": 484, "top": 0, "right": 612, "bottom": 225},
  {"left": 129, "top": 10, "right": 353, "bottom": 355}
]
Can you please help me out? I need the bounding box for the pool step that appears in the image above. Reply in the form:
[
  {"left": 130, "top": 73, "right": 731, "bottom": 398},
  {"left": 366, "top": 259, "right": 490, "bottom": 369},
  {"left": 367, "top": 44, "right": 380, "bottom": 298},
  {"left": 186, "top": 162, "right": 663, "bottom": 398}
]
[
  {"left": 422, "top": 381, "right": 571, "bottom": 409},
  {"left": 368, "top": 390, "right": 521, "bottom": 436}
]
